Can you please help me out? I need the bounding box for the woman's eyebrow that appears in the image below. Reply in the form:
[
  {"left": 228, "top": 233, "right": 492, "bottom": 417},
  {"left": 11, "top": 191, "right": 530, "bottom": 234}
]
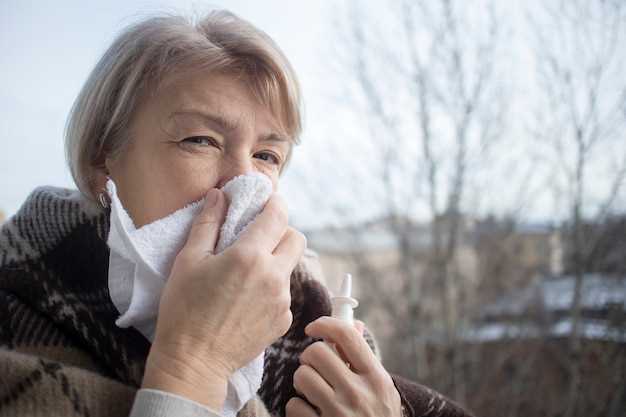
[
  {"left": 171, "top": 109, "right": 290, "bottom": 143},
  {"left": 170, "top": 110, "right": 240, "bottom": 133},
  {"left": 260, "top": 133, "right": 290, "bottom": 144}
]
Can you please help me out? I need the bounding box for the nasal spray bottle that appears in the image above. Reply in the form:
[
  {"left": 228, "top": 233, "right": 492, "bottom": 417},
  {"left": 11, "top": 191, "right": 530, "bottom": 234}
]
[{"left": 328, "top": 273, "right": 359, "bottom": 364}]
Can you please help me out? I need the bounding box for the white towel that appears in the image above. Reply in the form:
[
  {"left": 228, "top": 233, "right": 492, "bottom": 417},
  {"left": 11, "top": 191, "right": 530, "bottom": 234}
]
[{"left": 106, "top": 172, "right": 273, "bottom": 417}]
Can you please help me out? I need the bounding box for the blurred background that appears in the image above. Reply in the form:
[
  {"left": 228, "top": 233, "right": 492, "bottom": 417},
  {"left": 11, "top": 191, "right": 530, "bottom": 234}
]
[{"left": 2, "top": 1, "right": 625, "bottom": 416}]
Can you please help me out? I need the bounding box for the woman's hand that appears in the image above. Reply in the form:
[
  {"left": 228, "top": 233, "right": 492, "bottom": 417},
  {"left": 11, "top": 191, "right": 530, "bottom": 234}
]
[
  {"left": 142, "top": 188, "right": 306, "bottom": 411},
  {"left": 286, "top": 317, "right": 403, "bottom": 417}
]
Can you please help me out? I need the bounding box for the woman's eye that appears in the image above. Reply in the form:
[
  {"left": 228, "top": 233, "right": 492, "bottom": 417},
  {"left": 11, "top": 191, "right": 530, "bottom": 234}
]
[
  {"left": 254, "top": 151, "right": 281, "bottom": 165},
  {"left": 181, "top": 136, "right": 219, "bottom": 147}
]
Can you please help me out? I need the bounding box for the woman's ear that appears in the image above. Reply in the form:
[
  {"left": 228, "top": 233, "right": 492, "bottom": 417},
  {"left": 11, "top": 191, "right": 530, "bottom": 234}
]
[{"left": 91, "top": 160, "right": 112, "bottom": 199}]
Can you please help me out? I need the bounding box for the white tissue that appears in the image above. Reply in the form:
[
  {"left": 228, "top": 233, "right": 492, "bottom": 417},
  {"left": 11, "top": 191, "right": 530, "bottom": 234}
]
[
  {"left": 106, "top": 172, "right": 273, "bottom": 417},
  {"left": 217, "top": 172, "right": 273, "bottom": 253}
]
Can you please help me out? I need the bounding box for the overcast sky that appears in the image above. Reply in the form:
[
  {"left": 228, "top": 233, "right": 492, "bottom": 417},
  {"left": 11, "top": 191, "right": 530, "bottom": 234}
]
[{"left": 3, "top": 1, "right": 623, "bottom": 229}]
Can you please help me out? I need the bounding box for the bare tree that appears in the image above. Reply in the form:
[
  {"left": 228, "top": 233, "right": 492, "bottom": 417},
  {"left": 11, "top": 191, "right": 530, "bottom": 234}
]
[
  {"left": 318, "top": 0, "right": 509, "bottom": 405},
  {"left": 300, "top": 1, "right": 625, "bottom": 416},
  {"left": 528, "top": 0, "right": 626, "bottom": 415}
]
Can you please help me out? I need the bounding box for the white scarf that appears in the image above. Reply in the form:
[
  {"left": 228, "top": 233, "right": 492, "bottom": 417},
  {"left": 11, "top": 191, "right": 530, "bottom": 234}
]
[{"left": 106, "top": 172, "right": 273, "bottom": 417}]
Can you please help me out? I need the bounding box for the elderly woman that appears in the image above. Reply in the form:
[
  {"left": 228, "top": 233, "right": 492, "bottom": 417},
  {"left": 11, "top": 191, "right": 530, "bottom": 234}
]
[{"left": 0, "top": 10, "right": 473, "bottom": 417}]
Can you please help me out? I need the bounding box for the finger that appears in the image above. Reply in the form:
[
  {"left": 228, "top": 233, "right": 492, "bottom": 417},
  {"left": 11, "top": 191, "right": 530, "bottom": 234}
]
[
  {"left": 354, "top": 320, "right": 365, "bottom": 336},
  {"left": 182, "top": 189, "right": 227, "bottom": 258},
  {"left": 273, "top": 227, "right": 306, "bottom": 274},
  {"left": 286, "top": 397, "right": 319, "bottom": 417},
  {"left": 305, "top": 317, "right": 378, "bottom": 374},
  {"left": 299, "top": 341, "right": 353, "bottom": 389},
  {"left": 292, "top": 364, "right": 335, "bottom": 411},
  {"left": 236, "top": 194, "right": 288, "bottom": 252}
]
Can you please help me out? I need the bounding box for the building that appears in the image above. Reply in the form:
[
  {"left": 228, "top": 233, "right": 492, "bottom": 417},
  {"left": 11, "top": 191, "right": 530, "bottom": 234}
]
[
  {"left": 456, "top": 273, "right": 626, "bottom": 416},
  {"left": 304, "top": 215, "right": 563, "bottom": 301},
  {"left": 473, "top": 218, "right": 564, "bottom": 301},
  {"left": 466, "top": 273, "right": 626, "bottom": 343}
]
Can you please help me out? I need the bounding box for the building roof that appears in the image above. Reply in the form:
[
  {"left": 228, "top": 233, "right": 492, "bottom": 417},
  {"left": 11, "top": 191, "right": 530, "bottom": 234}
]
[
  {"left": 466, "top": 273, "right": 626, "bottom": 343},
  {"left": 480, "top": 273, "right": 626, "bottom": 319},
  {"left": 303, "top": 215, "right": 483, "bottom": 253},
  {"left": 464, "top": 318, "right": 626, "bottom": 343},
  {"left": 304, "top": 218, "right": 432, "bottom": 253}
]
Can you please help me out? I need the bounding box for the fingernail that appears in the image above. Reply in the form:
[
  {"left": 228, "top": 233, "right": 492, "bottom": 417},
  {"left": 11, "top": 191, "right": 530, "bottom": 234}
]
[{"left": 205, "top": 189, "right": 219, "bottom": 208}]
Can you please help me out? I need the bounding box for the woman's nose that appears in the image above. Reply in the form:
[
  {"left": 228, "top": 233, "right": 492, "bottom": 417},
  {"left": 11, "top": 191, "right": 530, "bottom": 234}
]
[{"left": 215, "top": 157, "right": 255, "bottom": 188}]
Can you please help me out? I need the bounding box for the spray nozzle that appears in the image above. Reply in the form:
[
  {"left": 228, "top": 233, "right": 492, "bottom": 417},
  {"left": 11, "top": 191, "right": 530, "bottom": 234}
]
[{"left": 331, "top": 273, "right": 359, "bottom": 325}]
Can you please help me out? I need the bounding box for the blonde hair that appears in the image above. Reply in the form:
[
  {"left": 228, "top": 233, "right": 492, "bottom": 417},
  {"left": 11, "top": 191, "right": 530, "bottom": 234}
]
[{"left": 65, "top": 10, "right": 302, "bottom": 202}]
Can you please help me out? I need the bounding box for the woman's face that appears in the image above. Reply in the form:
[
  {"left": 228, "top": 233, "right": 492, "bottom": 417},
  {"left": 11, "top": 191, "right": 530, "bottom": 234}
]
[{"left": 101, "top": 71, "right": 291, "bottom": 228}]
